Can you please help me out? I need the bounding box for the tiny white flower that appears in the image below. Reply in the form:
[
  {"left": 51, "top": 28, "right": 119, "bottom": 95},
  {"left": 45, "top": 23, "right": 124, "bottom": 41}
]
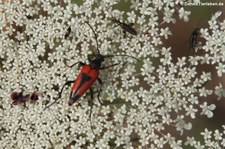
[
  {"left": 201, "top": 128, "right": 212, "bottom": 140},
  {"left": 199, "top": 87, "right": 213, "bottom": 97},
  {"left": 160, "top": 27, "right": 172, "bottom": 39},
  {"left": 216, "top": 63, "right": 225, "bottom": 77},
  {"left": 127, "top": 11, "right": 136, "bottom": 23},
  {"left": 185, "top": 136, "right": 196, "bottom": 146},
  {"left": 214, "top": 130, "right": 222, "bottom": 140},
  {"left": 200, "top": 102, "right": 216, "bottom": 118},
  {"left": 178, "top": 7, "right": 191, "bottom": 22},
  {"left": 214, "top": 84, "right": 225, "bottom": 100},
  {"left": 185, "top": 105, "right": 198, "bottom": 119},
  {"left": 163, "top": 7, "right": 176, "bottom": 24}
]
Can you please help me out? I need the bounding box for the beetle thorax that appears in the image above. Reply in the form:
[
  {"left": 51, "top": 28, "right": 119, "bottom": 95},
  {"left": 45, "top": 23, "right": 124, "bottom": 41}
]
[{"left": 89, "top": 54, "right": 105, "bottom": 69}]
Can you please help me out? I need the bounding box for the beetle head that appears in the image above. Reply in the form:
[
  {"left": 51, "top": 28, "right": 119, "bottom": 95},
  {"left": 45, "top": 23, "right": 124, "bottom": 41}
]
[{"left": 88, "top": 53, "right": 105, "bottom": 69}]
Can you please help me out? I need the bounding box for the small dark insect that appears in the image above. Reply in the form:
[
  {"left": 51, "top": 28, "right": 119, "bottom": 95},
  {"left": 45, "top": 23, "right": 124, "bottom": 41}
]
[
  {"left": 189, "top": 28, "right": 200, "bottom": 50},
  {"left": 11, "top": 92, "right": 29, "bottom": 105},
  {"left": 11, "top": 91, "right": 39, "bottom": 106},
  {"left": 112, "top": 19, "right": 137, "bottom": 37},
  {"left": 26, "top": 15, "right": 33, "bottom": 20},
  {"left": 30, "top": 92, "right": 39, "bottom": 102},
  {"left": 64, "top": 26, "right": 71, "bottom": 39}
]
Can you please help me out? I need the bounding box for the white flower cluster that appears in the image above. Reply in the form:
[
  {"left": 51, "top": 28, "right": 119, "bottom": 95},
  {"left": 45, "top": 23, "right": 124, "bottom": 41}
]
[
  {"left": 185, "top": 126, "right": 225, "bottom": 148},
  {"left": 191, "top": 12, "right": 225, "bottom": 77},
  {"left": 0, "top": 0, "right": 224, "bottom": 148}
]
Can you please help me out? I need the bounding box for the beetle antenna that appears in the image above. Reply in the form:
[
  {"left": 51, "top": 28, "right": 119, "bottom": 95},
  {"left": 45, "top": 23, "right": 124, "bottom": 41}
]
[
  {"left": 44, "top": 80, "right": 74, "bottom": 110},
  {"left": 85, "top": 21, "right": 100, "bottom": 54},
  {"left": 105, "top": 54, "right": 140, "bottom": 61},
  {"left": 44, "top": 99, "right": 58, "bottom": 110}
]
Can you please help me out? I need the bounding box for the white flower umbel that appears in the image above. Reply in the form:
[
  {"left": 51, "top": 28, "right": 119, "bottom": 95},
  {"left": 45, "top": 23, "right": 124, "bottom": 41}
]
[
  {"left": 0, "top": 1, "right": 224, "bottom": 148},
  {"left": 185, "top": 126, "right": 225, "bottom": 149},
  {"left": 198, "top": 12, "right": 225, "bottom": 77}
]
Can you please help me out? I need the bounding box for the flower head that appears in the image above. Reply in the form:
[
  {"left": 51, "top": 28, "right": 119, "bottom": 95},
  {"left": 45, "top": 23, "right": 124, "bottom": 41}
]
[{"left": 0, "top": 1, "right": 224, "bottom": 148}]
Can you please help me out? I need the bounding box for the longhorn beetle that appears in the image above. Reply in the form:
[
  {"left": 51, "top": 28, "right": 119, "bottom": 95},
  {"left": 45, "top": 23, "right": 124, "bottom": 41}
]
[
  {"left": 189, "top": 28, "right": 200, "bottom": 50},
  {"left": 112, "top": 18, "right": 137, "bottom": 37},
  {"left": 44, "top": 21, "right": 139, "bottom": 131}
]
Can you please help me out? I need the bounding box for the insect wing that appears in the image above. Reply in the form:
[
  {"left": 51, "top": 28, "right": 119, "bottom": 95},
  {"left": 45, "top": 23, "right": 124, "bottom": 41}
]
[{"left": 69, "top": 65, "right": 99, "bottom": 105}]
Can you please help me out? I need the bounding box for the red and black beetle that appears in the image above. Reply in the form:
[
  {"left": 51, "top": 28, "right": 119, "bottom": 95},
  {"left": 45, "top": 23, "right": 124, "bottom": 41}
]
[{"left": 45, "top": 21, "right": 139, "bottom": 109}]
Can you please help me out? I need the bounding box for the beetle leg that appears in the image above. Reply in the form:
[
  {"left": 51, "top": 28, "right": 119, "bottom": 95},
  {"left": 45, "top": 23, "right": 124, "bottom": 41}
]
[
  {"left": 64, "top": 26, "right": 71, "bottom": 39},
  {"left": 100, "top": 63, "right": 120, "bottom": 70},
  {"left": 64, "top": 59, "right": 85, "bottom": 68},
  {"left": 123, "top": 30, "right": 127, "bottom": 38},
  {"left": 97, "top": 78, "right": 103, "bottom": 105},
  {"left": 88, "top": 87, "right": 95, "bottom": 135},
  {"left": 44, "top": 80, "right": 74, "bottom": 110},
  {"left": 89, "top": 87, "right": 94, "bottom": 101},
  {"left": 128, "top": 23, "right": 134, "bottom": 27}
]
